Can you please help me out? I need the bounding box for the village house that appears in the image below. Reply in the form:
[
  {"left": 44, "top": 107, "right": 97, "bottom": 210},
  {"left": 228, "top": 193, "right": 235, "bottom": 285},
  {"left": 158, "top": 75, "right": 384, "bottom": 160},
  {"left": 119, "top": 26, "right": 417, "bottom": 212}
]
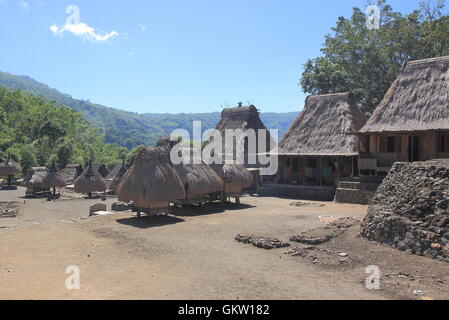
[
  {"left": 265, "top": 92, "right": 367, "bottom": 201},
  {"left": 357, "top": 56, "right": 449, "bottom": 176}
]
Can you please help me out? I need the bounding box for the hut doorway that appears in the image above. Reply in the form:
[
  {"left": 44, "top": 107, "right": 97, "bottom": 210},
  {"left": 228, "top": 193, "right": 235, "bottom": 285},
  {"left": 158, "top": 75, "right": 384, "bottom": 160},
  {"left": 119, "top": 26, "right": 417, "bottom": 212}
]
[{"left": 408, "top": 136, "right": 420, "bottom": 162}]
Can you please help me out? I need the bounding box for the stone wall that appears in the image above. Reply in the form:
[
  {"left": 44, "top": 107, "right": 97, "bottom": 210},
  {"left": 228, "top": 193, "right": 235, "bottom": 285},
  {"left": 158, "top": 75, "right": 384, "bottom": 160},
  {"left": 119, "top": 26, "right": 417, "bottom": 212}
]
[
  {"left": 259, "top": 184, "right": 335, "bottom": 201},
  {"left": 361, "top": 161, "right": 449, "bottom": 262}
]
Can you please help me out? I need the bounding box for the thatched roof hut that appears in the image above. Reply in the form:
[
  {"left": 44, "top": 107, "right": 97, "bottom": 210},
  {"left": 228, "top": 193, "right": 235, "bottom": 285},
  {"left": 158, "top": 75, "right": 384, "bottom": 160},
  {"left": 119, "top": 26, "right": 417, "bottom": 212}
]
[
  {"left": 278, "top": 92, "right": 367, "bottom": 156},
  {"left": 173, "top": 148, "right": 223, "bottom": 200},
  {"left": 0, "top": 157, "right": 22, "bottom": 177},
  {"left": 204, "top": 103, "right": 275, "bottom": 166},
  {"left": 45, "top": 161, "right": 67, "bottom": 189},
  {"left": 74, "top": 160, "right": 108, "bottom": 195},
  {"left": 61, "top": 164, "right": 83, "bottom": 185},
  {"left": 210, "top": 163, "right": 253, "bottom": 194},
  {"left": 108, "top": 161, "right": 128, "bottom": 192},
  {"left": 117, "top": 146, "right": 185, "bottom": 210},
  {"left": 358, "top": 56, "right": 449, "bottom": 134},
  {"left": 24, "top": 167, "right": 48, "bottom": 190}
]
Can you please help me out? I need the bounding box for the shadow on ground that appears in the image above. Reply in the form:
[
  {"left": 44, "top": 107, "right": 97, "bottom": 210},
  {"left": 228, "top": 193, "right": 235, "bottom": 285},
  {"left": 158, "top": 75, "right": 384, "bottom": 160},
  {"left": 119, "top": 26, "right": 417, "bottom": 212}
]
[{"left": 116, "top": 214, "right": 185, "bottom": 229}]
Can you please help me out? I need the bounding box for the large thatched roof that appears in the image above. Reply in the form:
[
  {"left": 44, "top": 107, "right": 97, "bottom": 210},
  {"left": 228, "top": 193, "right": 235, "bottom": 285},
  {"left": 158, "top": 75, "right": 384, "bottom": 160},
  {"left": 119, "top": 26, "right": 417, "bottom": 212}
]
[
  {"left": 0, "top": 157, "right": 22, "bottom": 176},
  {"left": 278, "top": 92, "right": 367, "bottom": 156},
  {"left": 117, "top": 147, "right": 185, "bottom": 209},
  {"left": 359, "top": 56, "right": 449, "bottom": 134},
  {"left": 74, "top": 161, "right": 107, "bottom": 194},
  {"left": 108, "top": 161, "right": 128, "bottom": 192},
  {"left": 204, "top": 104, "right": 275, "bottom": 164}
]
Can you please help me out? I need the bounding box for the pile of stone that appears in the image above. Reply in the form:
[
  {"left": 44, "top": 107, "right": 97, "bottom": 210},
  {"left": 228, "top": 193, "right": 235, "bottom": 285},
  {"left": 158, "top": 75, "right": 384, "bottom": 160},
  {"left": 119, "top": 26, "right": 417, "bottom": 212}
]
[
  {"left": 111, "top": 202, "right": 131, "bottom": 212},
  {"left": 235, "top": 234, "right": 290, "bottom": 250},
  {"left": 361, "top": 161, "right": 449, "bottom": 262},
  {"left": 0, "top": 202, "right": 19, "bottom": 218}
]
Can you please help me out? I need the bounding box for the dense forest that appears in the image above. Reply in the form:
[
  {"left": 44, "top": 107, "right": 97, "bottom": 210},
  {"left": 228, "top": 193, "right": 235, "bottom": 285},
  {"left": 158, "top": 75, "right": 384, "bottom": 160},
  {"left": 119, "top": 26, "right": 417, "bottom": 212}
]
[
  {"left": 0, "top": 72, "right": 297, "bottom": 149},
  {"left": 0, "top": 87, "right": 128, "bottom": 173}
]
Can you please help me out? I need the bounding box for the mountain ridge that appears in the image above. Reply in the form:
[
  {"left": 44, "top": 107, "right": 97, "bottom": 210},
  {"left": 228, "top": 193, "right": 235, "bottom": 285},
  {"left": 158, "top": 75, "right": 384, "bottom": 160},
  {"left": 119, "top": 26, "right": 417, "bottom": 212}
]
[{"left": 0, "top": 71, "right": 297, "bottom": 148}]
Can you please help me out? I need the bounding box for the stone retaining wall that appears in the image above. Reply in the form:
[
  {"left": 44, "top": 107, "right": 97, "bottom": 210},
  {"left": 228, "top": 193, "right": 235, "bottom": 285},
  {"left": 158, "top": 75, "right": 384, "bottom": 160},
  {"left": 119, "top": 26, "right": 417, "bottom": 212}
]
[
  {"left": 259, "top": 184, "right": 335, "bottom": 201},
  {"left": 361, "top": 161, "right": 449, "bottom": 262}
]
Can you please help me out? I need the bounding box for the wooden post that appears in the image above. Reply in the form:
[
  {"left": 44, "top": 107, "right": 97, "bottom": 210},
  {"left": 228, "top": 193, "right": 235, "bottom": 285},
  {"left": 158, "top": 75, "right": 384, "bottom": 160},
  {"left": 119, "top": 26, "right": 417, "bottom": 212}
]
[{"left": 319, "top": 157, "right": 322, "bottom": 187}]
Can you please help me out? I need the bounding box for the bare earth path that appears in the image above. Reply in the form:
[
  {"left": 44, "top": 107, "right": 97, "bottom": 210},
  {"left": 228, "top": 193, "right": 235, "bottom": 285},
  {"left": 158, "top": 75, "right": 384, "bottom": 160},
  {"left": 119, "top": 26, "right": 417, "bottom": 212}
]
[{"left": 0, "top": 188, "right": 447, "bottom": 300}]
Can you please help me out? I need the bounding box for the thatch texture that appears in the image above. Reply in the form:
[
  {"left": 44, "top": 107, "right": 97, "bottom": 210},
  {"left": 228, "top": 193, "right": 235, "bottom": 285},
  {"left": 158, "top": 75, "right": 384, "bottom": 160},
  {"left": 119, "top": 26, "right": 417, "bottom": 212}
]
[
  {"left": 278, "top": 92, "right": 367, "bottom": 156},
  {"left": 108, "top": 161, "right": 128, "bottom": 192},
  {"left": 45, "top": 161, "right": 67, "bottom": 188},
  {"left": 0, "top": 157, "right": 22, "bottom": 176},
  {"left": 92, "top": 163, "right": 109, "bottom": 178},
  {"left": 210, "top": 163, "right": 253, "bottom": 193},
  {"left": 204, "top": 104, "right": 275, "bottom": 165},
  {"left": 172, "top": 148, "right": 223, "bottom": 199},
  {"left": 61, "top": 164, "right": 83, "bottom": 185},
  {"left": 74, "top": 161, "right": 107, "bottom": 194},
  {"left": 359, "top": 56, "right": 449, "bottom": 134},
  {"left": 117, "top": 147, "right": 185, "bottom": 209},
  {"left": 24, "top": 167, "right": 48, "bottom": 189}
]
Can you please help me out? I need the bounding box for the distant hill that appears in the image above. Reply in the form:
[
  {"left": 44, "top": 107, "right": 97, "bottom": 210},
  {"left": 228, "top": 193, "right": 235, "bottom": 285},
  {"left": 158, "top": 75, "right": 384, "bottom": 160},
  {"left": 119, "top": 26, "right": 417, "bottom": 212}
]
[{"left": 0, "top": 71, "right": 298, "bottom": 148}]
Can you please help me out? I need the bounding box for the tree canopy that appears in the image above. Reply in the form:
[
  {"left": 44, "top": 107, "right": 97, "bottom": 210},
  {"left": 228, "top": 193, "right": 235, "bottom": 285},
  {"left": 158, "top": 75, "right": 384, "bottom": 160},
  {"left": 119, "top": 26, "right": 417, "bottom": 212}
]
[{"left": 300, "top": 0, "right": 449, "bottom": 115}]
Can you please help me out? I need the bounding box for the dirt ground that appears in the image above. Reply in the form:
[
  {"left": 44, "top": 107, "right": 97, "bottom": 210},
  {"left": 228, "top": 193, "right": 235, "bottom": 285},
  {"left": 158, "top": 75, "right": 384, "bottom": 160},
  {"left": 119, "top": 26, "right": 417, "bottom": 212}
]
[{"left": 0, "top": 187, "right": 447, "bottom": 300}]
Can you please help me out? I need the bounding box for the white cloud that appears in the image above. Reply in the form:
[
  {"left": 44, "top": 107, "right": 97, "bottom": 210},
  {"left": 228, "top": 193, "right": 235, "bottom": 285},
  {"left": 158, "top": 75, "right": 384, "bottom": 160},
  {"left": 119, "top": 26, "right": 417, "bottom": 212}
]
[
  {"left": 19, "top": 1, "right": 29, "bottom": 11},
  {"left": 50, "top": 22, "right": 119, "bottom": 42}
]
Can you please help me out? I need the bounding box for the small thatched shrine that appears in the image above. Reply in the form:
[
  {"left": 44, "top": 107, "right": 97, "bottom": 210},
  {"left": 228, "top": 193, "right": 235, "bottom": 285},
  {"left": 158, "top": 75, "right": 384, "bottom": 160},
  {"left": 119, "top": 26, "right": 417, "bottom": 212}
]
[
  {"left": 24, "top": 167, "right": 50, "bottom": 196},
  {"left": 45, "top": 161, "right": 67, "bottom": 196},
  {"left": 210, "top": 162, "right": 253, "bottom": 203},
  {"left": 108, "top": 160, "right": 128, "bottom": 192},
  {"left": 204, "top": 103, "right": 275, "bottom": 168},
  {"left": 117, "top": 146, "right": 185, "bottom": 216},
  {"left": 357, "top": 56, "right": 449, "bottom": 176},
  {"left": 174, "top": 148, "right": 224, "bottom": 205},
  {"left": 0, "top": 156, "right": 22, "bottom": 187},
  {"left": 74, "top": 160, "right": 108, "bottom": 197},
  {"left": 156, "top": 137, "right": 224, "bottom": 204},
  {"left": 272, "top": 92, "right": 367, "bottom": 200}
]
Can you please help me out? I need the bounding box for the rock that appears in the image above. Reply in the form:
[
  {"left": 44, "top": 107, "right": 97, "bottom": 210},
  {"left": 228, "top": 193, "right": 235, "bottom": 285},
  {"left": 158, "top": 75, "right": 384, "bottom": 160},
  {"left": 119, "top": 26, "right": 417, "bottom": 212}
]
[
  {"left": 339, "top": 252, "right": 348, "bottom": 257},
  {"left": 235, "top": 234, "right": 290, "bottom": 250},
  {"left": 89, "top": 203, "right": 107, "bottom": 216},
  {"left": 111, "top": 202, "right": 131, "bottom": 212},
  {"left": 412, "top": 289, "right": 423, "bottom": 296}
]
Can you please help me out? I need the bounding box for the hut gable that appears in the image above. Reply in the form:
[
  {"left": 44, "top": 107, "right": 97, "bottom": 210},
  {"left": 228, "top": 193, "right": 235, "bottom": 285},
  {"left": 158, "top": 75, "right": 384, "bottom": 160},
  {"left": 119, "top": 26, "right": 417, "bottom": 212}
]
[
  {"left": 205, "top": 103, "right": 275, "bottom": 163},
  {"left": 74, "top": 161, "right": 107, "bottom": 194},
  {"left": 279, "top": 92, "right": 367, "bottom": 156},
  {"left": 359, "top": 56, "right": 449, "bottom": 134}
]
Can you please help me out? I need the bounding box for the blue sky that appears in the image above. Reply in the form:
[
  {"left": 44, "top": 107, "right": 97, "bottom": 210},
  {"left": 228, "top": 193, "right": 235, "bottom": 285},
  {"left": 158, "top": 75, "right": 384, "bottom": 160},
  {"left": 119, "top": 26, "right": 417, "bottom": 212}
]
[{"left": 0, "top": 0, "right": 429, "bottom": 114}]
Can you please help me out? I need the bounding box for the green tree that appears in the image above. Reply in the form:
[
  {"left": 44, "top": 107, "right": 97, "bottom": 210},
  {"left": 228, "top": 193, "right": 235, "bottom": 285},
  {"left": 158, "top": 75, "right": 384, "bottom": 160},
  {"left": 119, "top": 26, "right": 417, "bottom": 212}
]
[{"left": 300, "top": 0, "right": 449, "bottom": 115}]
